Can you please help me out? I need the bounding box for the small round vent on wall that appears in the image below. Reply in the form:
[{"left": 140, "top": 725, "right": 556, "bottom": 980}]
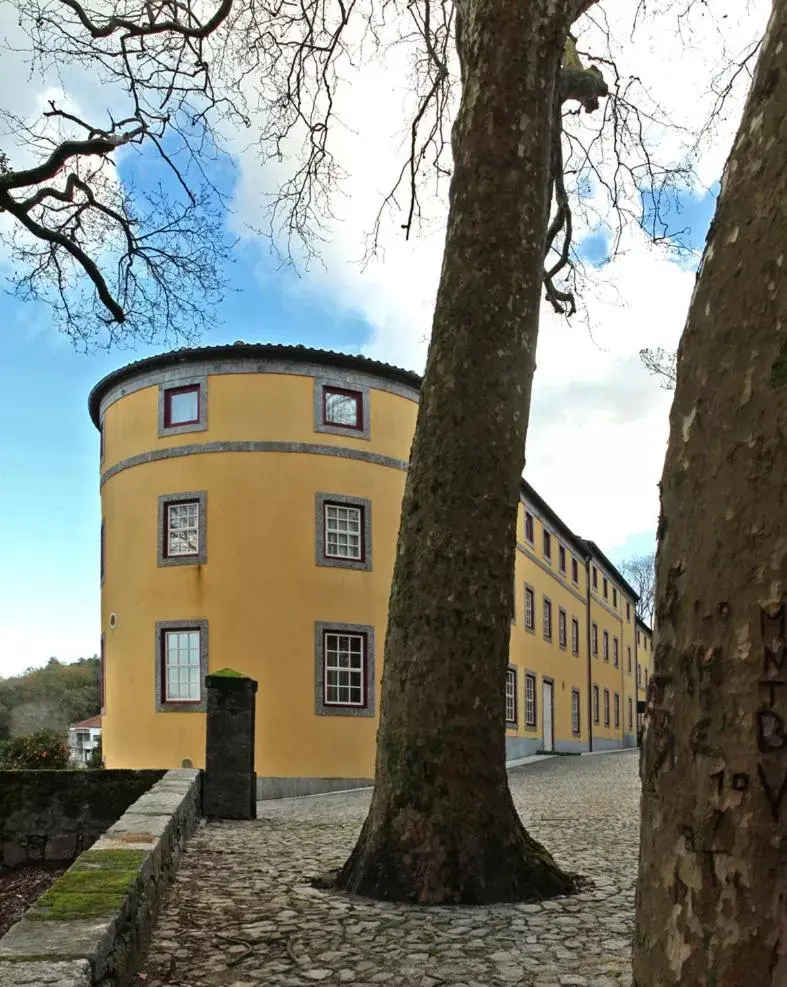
[
  {"left": 109, "top": 612, "right": 118, "bottom": 629},
  {"left": 181, "top": 758, "right": 194, "bottom": 769}
]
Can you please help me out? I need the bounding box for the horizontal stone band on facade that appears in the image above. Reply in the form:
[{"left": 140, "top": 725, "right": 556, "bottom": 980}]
[{"left": 100, "top": 441, "right": 411, "bottom": 488}]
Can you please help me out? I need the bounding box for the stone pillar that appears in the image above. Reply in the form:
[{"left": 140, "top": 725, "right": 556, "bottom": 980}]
[{"left": 203, "top": 670, "right": 258, "bottom": 820}]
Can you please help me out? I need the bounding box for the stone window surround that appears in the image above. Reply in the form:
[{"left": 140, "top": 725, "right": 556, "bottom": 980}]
[
  {"left": 571, "top": 616, "right": 580, "bottom": 656},
  {"left": 524, "top": 584, "right": 536, "bottom": 632},
  {"left": 157, "top": 491, "right": 208, "bottom": 567},
  {"left": 524, "top": 670, "right": 538, "bottom": 728},
  {"left": 314, "top": 621, "right": 375, "bottom": 717},
  {"left": 505, "top": 664, "right": 518, "bottom": 727},
  {"left": 543, "top": 595, "right": 553, "bottom": 641},
  {"left": 603, "top": 629, "right": 610, "bottom": 662},
  {"left": 558, "top": 607, "right": 568, "bottom": 650},
  {"left": 313, "top": 376, "right": 371, "bottom": 440},
  {"left": 603, "top": 687, "right": 611, "bottom": 726},
  {"left": 155, "top": 619, "right": 209, "bottom": 713},
  {"left": 571, "top": 687, "right": 581, "bottom": 735},
  {"left": 315, "top": 492, "right": 373, "bottom": 571},
  {"left": 158, "top": 375, "right": 208, "bottom": 437},
  {"left": 592, "top": 684, "right": 600, "bottom": 723},
  {"left": 592, "top": 622, "right": 599, "bottom": 657},
  {"left": 614, "top": 691, "right": 621, "bottom": 728}
]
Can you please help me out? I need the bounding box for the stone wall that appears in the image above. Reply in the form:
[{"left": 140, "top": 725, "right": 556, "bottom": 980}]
[
  {"left": 0, "top": 769, "right": 201, "bottom": 987},
  {"left": 0, "top": 770, "right": 164, "bottom": 869}
]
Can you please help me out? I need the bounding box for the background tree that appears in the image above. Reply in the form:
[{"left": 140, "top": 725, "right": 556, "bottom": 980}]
[
  {"left": 0, "top": 657, "right": 100, "bottom": 740},
  {"left": 2, "top": 0, "right": 764, "bottom": 903},
  {"left": 619, "top": 553, "right": 656, "bottom": 625},
  {"left": 635, "top": 1, "right": 787, "bottom": 981},
  {"left": 639, "top": 347, "right": 677, "bottom": 390}
]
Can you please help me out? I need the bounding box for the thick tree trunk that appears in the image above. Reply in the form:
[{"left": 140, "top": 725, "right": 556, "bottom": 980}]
[
  {"left": 634, "top": 3, "right": 787, "bottom": 982},
  {"left": 336, "top": 0, "right": 584, "bottom": 905}
]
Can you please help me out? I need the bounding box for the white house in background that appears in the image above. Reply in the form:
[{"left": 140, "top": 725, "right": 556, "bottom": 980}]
[{"left": 68, "top": 715, "right": 102, "bottom": 765}]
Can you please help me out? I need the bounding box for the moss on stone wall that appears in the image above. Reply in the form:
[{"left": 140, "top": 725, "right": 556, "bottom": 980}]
[{"left": 27, "top": 849, "right": 146, "bottom": 921}]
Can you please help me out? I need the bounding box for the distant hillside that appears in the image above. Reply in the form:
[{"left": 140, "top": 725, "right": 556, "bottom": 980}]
[{"left": 0, "top": 657, "right": 100, "bottom": 739}]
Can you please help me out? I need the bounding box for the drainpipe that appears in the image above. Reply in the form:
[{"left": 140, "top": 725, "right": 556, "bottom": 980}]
[{"left": 585, "top": 556, "right": 593, "bottom": 753}]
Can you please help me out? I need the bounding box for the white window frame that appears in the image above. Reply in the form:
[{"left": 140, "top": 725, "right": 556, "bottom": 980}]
[
  {"left": 505, "top": 667, "right": 518, "bottom": 726},
  {"left": 163, "top": 629, "right": 202, "bottom": 703},
  {"left": 323, "top": 630, "right": 367, "bottom": 708},
  {"left": 571, "top": 618, "right": 580, "bottom": 655},
  {"left": 571, "top": 689, "right": 581, "bottom": 735},
  {"left": 324, "top": 502, "right": 364, "bottom": 561},
  {"left": 166, "top": 501, "right": 200, "bottom": 558},
  {"left": 525, "top": 673, "right": 537, "bottom": 727},
  {"left": 525, "top": 586, "right": 535, "bottom": 630}
]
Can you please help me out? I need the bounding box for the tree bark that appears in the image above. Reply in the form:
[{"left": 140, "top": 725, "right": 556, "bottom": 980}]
[
  {"left": 634, "top": 2, "right": 787, "bottom": 981},
  {"left": 336, "top": 0, "right": 586, "bottom": 905}
]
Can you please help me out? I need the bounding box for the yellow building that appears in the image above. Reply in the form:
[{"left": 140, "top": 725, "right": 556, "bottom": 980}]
[{"left": 90, "top": 343, "right": 651, "bottom": 797}]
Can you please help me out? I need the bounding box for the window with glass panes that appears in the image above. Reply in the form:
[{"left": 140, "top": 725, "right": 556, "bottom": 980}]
[
  {"left": 613, "top": 637, "right": 619, "bottom": 667},
  {"left": 525, "top": 512, "right": 534, "bottom": 542},
  {"left": 164, "top": 385, "right": 200, "bottom": 427},
  {"left": 558, "top": 545, "right": 566, "bottom": 571},
  {"left": 163, "top": 629, "right": 201, "bottom": 702},
  {"left": 627, "top": 646, "right": 632, "bottom": 673},
  {"left": 323, "top": 387, "right": 362, "bottom": 429},
  {"left": 572, "top": 557, "right": 578, "bottom": 583},
  {"left": 323, "top": 631, "right": 366, "bottom": 707},
  {"left": 543, "top": 530, "right": 552, "bottom": 559},
  {"left": 505, "top": 668, "right": 517, "bottom": 725},
  {"left": 603, "top": 688, "right": 610, "bottom": 725},
  {"left": 324, "top": 503, "right": 364, "bottom": 560},
  {"left": 571, "top": 689, "right": 581, "bottom": 734},
  {"left": 593, "top": 685, "right": 600, "bottom": 723},
  {"left": 166, "top": 501, "right": 200, "bottom": 557},
  {"left": 525, "top": 587, "right": 535, "bottom": 629},
  {"left": 614, "top": 692, "right": 621, "bottom": 727},
  {"left": 603, "top": 630, "right": 609, "bottom": 661},
  {"left": 525, "top": 673, "right": 537, "bottom": 726},
  {"left": 571, "top": 618, "right": 580, "bottom": 654},
  {"left": 558, "top": 609, "right": 567, "bottom": 648},
  {"left": 592, "top": 623, "right": 598, "bottom": 656},
  {"left": 543, "top": 598, "right": 552, "bottom": 640},
  {"left": 628, "top": 697, "right": 633, "bottom": 728}
]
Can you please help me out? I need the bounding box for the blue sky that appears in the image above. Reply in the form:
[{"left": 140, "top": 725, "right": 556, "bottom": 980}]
[{"left": 0, "top": 179, "right": 718, "bottom": 677}]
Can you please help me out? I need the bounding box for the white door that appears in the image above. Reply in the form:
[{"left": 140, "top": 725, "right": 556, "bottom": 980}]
[{"left": 542, "top": 681, "right": 554, "bottom": 752}]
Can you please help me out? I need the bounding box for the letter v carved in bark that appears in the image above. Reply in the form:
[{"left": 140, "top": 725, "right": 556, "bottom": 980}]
[{"left": 761, "top": 604, "right": 787, "bottom": 677}]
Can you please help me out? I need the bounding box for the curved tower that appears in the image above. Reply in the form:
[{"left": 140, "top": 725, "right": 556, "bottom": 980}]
[{"left": 90, "top": 344, "right": 420, "bottom": 796}]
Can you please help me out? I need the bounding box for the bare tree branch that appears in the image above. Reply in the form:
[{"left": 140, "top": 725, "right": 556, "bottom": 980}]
[{"left": 640, "top": 346, "right": 677, "bottom": 389}]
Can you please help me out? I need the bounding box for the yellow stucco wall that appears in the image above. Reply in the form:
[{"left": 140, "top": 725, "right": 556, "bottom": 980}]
[{"left": 97, "top": 351, "right": 644, "bottom": 782}]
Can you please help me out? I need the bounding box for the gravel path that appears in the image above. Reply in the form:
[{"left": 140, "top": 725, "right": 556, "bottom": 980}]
[{"left": 138, "top": 750, "right": 640, "bottom": 987}]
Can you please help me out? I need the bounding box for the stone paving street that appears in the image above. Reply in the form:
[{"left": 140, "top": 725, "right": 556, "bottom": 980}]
[{"left": 138, "top": 751, "right": 639, "bottom": 987}]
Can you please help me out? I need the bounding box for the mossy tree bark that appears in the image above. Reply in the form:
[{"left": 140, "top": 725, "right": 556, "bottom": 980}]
[
  {"left": 634, "top": 2, "right": 787, "bottom": 982},
  {"left": 336, "top": 0, "right": 595, "bottom": 905}
]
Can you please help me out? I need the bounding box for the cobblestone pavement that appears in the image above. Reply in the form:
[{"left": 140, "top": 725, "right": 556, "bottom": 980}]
[{"left": 138, "top": 751, "right": 639, "bottom": 987}]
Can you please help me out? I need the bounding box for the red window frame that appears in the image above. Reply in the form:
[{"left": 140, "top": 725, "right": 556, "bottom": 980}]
[
  {"left": 322, "top": 386, "right": 363, "bottom": 431},
  {"left": 161, "top": 627, "right": 203, "bottom": 705},
  {"left": 163, "top": 499, "right": 201, "bottom": 560},
  {"left": 322, "top": 629, "right": 368, "bottom": 709},
  {"left": 163, "top": 384, "right": 200, "bottom": 428},
  {"left": 323, "top": 501, "right": 366, "bottom": 562}
]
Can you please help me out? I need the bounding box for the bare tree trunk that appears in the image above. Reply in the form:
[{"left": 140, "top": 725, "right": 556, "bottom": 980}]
[
  {"left": 634, "top": 2, "right": 787, "bottom": 981},
  {"left": 336, "top": 0, "right": 583, "bottom": 905}
]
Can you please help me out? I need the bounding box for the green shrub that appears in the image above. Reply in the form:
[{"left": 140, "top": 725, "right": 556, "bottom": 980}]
[{"left": 0, "top": 729, "right": 70, "bottom": 770}]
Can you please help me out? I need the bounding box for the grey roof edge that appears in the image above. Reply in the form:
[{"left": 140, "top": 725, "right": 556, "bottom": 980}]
[{"left": 87, "top": 342, "right": 422, "bottom": 429}]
